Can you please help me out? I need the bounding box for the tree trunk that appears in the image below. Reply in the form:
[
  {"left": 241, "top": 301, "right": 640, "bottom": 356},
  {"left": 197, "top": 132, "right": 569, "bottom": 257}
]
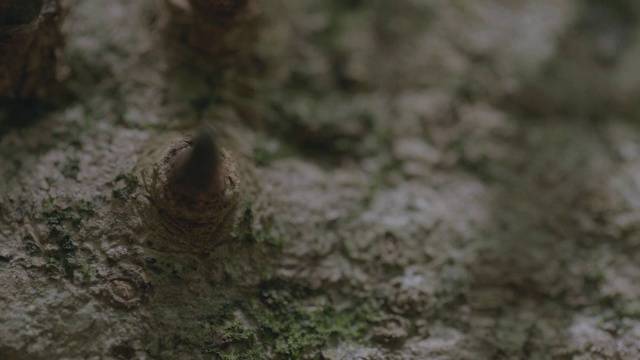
[{"left": 2, "top": 0, "right": 640, "bottom": 359}]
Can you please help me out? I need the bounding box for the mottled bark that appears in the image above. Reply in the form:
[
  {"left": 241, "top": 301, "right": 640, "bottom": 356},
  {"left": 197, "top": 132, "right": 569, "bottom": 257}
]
[{"left": 2, "top": 0, "right": 640, "bottom": 359}]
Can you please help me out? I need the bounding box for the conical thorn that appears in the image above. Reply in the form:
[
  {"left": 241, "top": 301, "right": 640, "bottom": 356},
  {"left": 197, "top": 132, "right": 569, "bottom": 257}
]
[{"left": 170, "top": 124, "right": 224, "bottom": 195}]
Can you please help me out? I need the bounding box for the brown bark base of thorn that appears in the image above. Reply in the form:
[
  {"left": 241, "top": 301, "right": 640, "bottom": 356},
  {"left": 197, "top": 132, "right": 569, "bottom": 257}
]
[
  {"left": 0, "top": 0, "right": 65, "bottom": 99},
  {"left": 144, "top": 138, "right": 241, "bottom": 252},
  {"left": 163, "top": 0, "right": 260, "bottom": 58}
]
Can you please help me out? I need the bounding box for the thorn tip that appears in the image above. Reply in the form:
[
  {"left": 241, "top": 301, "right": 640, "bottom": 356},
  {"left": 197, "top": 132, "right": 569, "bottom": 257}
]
[{"left": 171, "top": 124, "right": 223, "bottom": 194}]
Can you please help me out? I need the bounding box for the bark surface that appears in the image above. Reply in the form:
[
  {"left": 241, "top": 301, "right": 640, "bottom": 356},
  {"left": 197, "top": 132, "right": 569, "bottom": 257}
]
[{"left": 2, "top": 0, "right": 640, "bottom": 359}]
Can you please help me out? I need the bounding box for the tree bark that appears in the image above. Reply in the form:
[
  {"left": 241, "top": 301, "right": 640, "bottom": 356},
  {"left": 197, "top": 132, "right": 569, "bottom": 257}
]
[{"left": 2, "top": 0, "right": 640, "bottom": 359}]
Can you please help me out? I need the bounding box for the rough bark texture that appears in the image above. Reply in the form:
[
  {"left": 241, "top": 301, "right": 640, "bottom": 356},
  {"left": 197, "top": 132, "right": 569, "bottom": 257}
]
[{"left": 2, "top": 0, "right": 640, "bottom": 359}]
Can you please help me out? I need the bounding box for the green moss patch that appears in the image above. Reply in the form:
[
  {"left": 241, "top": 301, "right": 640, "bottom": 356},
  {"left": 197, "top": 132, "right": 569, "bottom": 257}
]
[
  {"left": 250, "top": 286, "right": 375, "bottom": 358},
  {"left": 203, "top": 283, "right": 377, "bottom": 359},
  {"left": 40, "top": 198, "right": 97, "bottom": 279},
  {"left": 112, "top": 170, "right": 139, "bottom": 199}
]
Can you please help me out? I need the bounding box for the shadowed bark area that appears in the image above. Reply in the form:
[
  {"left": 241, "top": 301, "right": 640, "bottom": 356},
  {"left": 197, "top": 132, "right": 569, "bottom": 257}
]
[{"left": 0, "top": 0, "right": 45, "bottom": 26}]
